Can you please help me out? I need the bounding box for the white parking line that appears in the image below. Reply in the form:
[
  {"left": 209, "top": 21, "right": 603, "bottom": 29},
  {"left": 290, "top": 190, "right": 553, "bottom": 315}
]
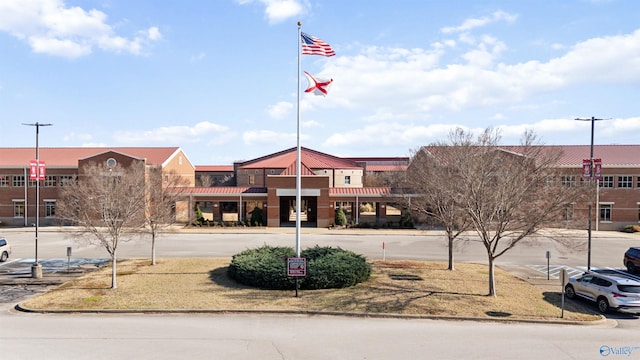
[
  {"left": 0, "top": 258, "right": 22, "bottom": 266},
  {"left": 526, "top": 264, "right": 598, "bottom": 279}
]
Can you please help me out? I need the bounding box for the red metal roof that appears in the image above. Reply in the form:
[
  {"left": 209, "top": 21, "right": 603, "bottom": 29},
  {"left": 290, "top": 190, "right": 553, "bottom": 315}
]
[
  {"left": 422, "top": 145, "right": 640, "bottom": 168},
  {"left": 329, "top": 187, "right": 391, "bottom": 195},
  {"left": 195, "top": 165, "right": 234, "bottom": 172},
  {"left": 239, "top": 147, "right": 361, "bottom": 170},
  {"left": 0, "top": 147, "right": 181, "bottom": 167},
  {"left": 365, "top": 165, "right": 408, "bottom": 172},
  {"left": 179, "top": 187, "right": 267, "bottom": 195},
  {"left": 280, "top": 161, "right": 316, "bottom": 176}
]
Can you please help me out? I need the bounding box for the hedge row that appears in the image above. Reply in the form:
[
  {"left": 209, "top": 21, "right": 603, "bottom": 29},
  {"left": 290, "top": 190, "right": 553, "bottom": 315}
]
[{"left": 227, "top": 245, "right": 371, "bottom": 290}]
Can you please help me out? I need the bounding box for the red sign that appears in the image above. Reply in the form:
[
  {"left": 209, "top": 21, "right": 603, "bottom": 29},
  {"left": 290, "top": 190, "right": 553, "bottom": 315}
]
[
  {"left": 29, "top": 160, "right": 46, "bottom": 181},
  {"left": 593, "top": 158, "right": 602, "bottom": 180},
  {"left": 582, "top": 159, "right": 591, "bottom": 179},
  {"left": 287, "top": 257, "right": 307, "bottom": 277},
  {"left": 582, "top": 158, "right": 603, "bottom": 180}
]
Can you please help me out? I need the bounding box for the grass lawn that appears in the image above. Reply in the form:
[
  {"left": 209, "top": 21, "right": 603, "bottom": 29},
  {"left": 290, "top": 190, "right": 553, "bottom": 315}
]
[{"left": 19, "top": 258, "right": 601, "bottom": 322}]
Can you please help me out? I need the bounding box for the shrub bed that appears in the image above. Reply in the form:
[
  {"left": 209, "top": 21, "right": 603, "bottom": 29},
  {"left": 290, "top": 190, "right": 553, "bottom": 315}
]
[{"left": 228, "top": 245, "right": 371, "bottom": 290}]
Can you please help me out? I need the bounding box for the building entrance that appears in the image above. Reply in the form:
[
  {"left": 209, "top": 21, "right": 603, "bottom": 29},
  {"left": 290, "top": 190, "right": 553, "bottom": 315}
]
[{"left": 279, "top": 196, "right": 317, "bottom": 227}]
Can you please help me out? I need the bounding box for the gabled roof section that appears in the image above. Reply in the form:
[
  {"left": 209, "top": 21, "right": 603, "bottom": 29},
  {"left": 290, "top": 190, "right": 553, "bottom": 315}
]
[
  {"left": 238, "top": 147, "right": 361, "bottom": 170},
  {"left": 280, "top": 161, "right": 315, "bottom": 176},
  {"left": 0, "top": 147, "right": 181, "bottom": 168}
]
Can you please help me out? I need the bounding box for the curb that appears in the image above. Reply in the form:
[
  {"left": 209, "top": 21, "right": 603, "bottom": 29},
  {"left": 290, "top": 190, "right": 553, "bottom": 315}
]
[{"left": 13, "top": 303, "right": 608, "bottom": 326}]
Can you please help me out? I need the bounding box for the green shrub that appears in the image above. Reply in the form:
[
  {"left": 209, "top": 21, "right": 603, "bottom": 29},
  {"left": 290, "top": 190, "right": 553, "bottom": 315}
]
[
  {"left": 250, "top": 206, "right": 263, "bottom": 226},
  {"left": 334, "top": 207, "right": 347, "bottom": 226},
  {"left": 227, "top": 245, "right": 370, "bottom": 290},
  {"left": 228, "top": 245, "right": 296, "bottom": 289},
  {"left": 301, "top": 246, "right": 370, "bottom": 289}
]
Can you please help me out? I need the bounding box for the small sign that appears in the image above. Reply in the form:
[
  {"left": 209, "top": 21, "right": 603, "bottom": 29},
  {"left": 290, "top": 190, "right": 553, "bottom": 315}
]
[
  {"left": 29, "top": 160, "right": 46, "bottom": 181},
  {"left": 287, "top": 257, "right": 307, "bottom": 277}
]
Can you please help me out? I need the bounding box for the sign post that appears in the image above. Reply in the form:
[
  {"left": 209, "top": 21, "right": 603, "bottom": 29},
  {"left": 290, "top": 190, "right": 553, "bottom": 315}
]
[
  {"left": 561, "top": 269, "right": 569, "bottom": 318},
  {"left": 287, "top": 257, "right": 307, "bottom": 297}
]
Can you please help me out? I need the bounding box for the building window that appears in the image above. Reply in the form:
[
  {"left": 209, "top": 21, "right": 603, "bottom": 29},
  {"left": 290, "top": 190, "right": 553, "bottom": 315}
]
[
  {"left": 600, "top": 204, "right": 612, "bottom": 222},
  {"left": 0, "top": 176, "right": 9, "bottom": 187},
  {"left": 59, "top": 175, "right": 74, "bottom": 186},
  {"left": 28, "top": 178, "right": 37, "bottom": 187},
  {"left": 248, "top": 175, "right": 255, "bottom": 185},
  {"left": 563, "top": 204, "right": 574, "bottom": 221},
  {"left": 12, "top": 175, "right": 25, "bottom": 187},
  {"left": 44, "top": 175, "right": 57, "bottom": 187},
  {"left": 599, "top": 176, "right": 613, "bottom": 188},
  {"left": 637, "top": 177, "right": 640, "bottom": 188},
  {"left": 345, "top": 176, "right": 351, "bottom": 185},
  {"left": 561, "top": 176, "right": 576, "bottom": 187},
  {"left": 45, "top": 201, "right": 56, "bottom": 217},
  {"left": 13, "top": 200, "right": 25, "bottom": 217},
  {"left": 618, "top": 176, "right": 633, "bottom": 188}
]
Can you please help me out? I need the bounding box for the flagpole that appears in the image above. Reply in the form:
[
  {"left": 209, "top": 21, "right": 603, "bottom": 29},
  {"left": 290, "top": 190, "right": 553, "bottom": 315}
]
[{"left": 295, "top": 22, "right": 302, "bottom": 257}]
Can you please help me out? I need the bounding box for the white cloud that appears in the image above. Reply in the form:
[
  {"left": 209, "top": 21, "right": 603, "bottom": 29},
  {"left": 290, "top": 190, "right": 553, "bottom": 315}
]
[
  {"left": 441, "top": 11, "right": 518, "bottom": 34},
  {"left": 235, "top": 0, "right": 308, "bottom": 23},
  {"left": 266, "top": 101, "right": 294, "bottom": 119},
  {"left": 311, "top": 27, "right": 640, "bottom": 120},
  {"left": 0, "top": 0, "right": 161, "bottom": 58},
  {"left": 114, "top": 121, "right": 233, "bottom": 145}
]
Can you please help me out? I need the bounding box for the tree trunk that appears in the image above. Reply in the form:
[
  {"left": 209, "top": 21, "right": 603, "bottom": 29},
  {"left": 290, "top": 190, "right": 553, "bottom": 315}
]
[
  {"left": 151, "top": 232, "right": 156, "bottom": 266},
  {"left": 111, "top": 253, "right": 117, "bottom": 289},
  {"left": 488, "top": 256, "right": 496, "bottom": 297},
  {"left": 447, "top": 236, "right": 455, "bottom": 271}
]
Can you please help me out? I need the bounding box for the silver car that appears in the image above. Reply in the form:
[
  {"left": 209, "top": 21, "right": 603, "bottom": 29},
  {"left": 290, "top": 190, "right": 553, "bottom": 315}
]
[
  {"left": 0, "top": 237, "right": 10, "bottom": 262},
  {"left": 565, "top": 270, "right": 640, "bottom": 314}
]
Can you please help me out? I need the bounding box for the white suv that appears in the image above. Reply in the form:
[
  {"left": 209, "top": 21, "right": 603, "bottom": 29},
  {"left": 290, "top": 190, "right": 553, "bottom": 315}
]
[
  {"left": 0, "top": 237, "right": 10, "bottom": 262},
  {"left": 565, "top": 270, "right": 640, "bottom": 314}
]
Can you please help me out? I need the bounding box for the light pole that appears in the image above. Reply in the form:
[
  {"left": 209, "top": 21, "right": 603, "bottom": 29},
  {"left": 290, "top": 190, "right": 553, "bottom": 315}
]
[
  {"left": 22, "top": 122, "right": 53, "bottom": 279},
  {"left": 574, "top": 116, "right": 607, "bottom": 272}
]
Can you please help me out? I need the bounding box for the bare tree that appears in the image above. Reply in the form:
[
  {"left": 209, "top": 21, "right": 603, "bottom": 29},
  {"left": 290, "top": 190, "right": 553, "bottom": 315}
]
[
  {"left": 57, "top": 161, "right": 147, "bottom": 289},
  {"left": 144, "top": 168, "right": 190, "bottom": 265},
  {"left": 405, "top": 133, "right": 474, "bottom": 271},
  {"left": 415, "top": 128, "right": 586, "bottom": 296}
]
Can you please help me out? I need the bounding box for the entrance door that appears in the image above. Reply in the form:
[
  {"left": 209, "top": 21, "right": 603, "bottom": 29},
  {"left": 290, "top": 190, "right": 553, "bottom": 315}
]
[{"left": 279, "top": 196, "right": 317, "bottom": 227}]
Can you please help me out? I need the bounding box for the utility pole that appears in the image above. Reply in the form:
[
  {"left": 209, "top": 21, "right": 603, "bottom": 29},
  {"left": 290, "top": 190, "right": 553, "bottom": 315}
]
[
  {"left": 574, "top": 116, "right": 608, "bottom": 272},
  {"left": 22, "top": 122, "right": 53, "bottom": 279}
]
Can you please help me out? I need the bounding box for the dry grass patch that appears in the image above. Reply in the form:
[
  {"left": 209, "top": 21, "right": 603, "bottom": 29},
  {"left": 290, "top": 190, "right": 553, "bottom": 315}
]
[{"left": 20, "top": 258, "right": 600, "bottom": 321}]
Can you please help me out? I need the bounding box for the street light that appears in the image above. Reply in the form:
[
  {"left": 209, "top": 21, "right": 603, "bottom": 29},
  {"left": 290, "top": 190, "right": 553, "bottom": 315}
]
[
  {"left": 574, "top": 116, "right": 608, "bottom": 272},
  {"left": 22, "top": 122, "right": 53, "bottom": 279}
]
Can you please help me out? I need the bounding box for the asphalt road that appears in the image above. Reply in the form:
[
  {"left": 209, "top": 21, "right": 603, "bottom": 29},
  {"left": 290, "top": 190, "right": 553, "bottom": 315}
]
[{"left": 1, "top": 227, "right": 639, "bottom": 359}]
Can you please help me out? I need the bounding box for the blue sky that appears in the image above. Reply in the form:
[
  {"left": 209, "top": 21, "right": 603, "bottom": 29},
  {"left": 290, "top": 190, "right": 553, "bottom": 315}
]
[{"left": 1, "top": 0, "right": 639, "bottom": 166}]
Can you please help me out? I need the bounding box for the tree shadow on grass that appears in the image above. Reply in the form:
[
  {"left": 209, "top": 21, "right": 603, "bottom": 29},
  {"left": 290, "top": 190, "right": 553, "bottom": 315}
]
[{"left": 208, "top": 266, "right": 254, "bottom": 290}]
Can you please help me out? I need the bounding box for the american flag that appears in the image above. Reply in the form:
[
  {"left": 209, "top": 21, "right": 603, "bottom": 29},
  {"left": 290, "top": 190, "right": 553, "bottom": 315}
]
[{"left": 301, "top": 32, "right": 335, "bottom": 57}]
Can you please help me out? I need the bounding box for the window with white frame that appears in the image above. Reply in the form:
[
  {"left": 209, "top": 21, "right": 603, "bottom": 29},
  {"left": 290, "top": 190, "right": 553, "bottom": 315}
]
[
  {"left": 44, "top": 175, "right": 57, "bottom": 187},
  {"left": 563, "top": 204, "right": 574, "bottom": 221},
  {"left": 13, "top": 200, "right": 25, "bottom": 217},
  {"left": 59, "top": 175, "right": 74, "bottom": 186},
  {"left": 618, "top": 176, "right": 633, "bottom": 188},
  {"left": 45, "top": 200, "right": 56, "bottom": 217},
  {"left": 561, "top": 176, "right": 576, "bottom": 187},
  {"left": 12, "top": 175, "right": 25, "bottom": 187},
  {"left": 0, "top": 175, "right": 8, "bottom": 187},
  {"left": 599, "top": 176, "right": 614, "bottom": 188},
  {"left": 600, "top": 204, "right": 612, "bottom": 222},
  {"left": 344, "top": 175, "right": 351, "bottom": 185}
]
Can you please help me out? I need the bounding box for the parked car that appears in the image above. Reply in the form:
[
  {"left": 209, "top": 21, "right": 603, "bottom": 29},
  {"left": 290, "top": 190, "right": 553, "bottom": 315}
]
[
  {"left": 624, "top": 247, "right": 640, "bottom": 274},
  {"left": 0, "top": 237, "right": 10, "bottom": 262},
  {"left": 565, "top": 270, "right": 640, "bottom": 314}
]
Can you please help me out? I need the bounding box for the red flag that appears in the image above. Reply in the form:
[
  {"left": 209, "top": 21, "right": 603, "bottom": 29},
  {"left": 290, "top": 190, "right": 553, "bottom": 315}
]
[
  {"left": 303, "top": 71, "right": 333, "bottom": 96},
  {"left": 301, "top": 32, "right": 335, "bottom": 57}
]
